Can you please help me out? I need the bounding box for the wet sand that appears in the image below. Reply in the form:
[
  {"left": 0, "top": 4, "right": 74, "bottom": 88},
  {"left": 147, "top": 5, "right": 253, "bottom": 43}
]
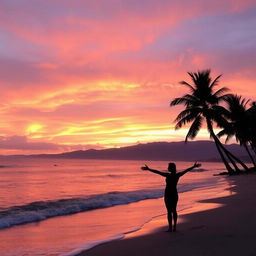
[{"left": 78, "top": 173, "right": 256, "bottom": 256}]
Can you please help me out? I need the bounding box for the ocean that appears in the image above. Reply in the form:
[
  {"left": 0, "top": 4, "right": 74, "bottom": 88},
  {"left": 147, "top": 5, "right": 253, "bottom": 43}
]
[{"left": 0, "top": 157, "right": 230, "bottom": 255}]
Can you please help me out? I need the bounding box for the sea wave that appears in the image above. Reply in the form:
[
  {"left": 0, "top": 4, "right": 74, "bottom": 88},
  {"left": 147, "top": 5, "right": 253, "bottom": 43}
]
[
  {"left": 0, "top": 189, "right": 164, "bottom": 229},
  {"left": 190, "top": 168, "right": 208, "bottom": 172},
  {"left": 0, "top": 179, "right": 219, "bottom": 229}
]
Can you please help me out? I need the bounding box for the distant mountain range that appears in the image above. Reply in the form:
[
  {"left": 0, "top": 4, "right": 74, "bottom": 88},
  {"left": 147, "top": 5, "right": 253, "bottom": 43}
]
[{"left": 26, "top": 140, "right": 250, "bottom": 162}]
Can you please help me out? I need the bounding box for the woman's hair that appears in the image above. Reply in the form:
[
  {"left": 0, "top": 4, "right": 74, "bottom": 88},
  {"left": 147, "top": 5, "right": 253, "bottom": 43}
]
[{"left": 168, "top": 162, "right": 176, "bottom": 172}]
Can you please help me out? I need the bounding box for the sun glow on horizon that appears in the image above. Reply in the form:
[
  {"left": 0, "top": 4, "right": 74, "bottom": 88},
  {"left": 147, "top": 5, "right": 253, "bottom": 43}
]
[
  {"left": 0, "top": 1, "right": 255, "bottom": 154},
  {"left": 26, "top": 124, "right": 44, "bottom": 135}
]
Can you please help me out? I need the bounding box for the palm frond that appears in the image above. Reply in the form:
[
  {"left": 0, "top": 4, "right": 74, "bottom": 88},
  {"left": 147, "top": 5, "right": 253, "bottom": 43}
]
[
  {"left": 174, "top": 107, "right": 201, "bottom": 123},
  {"left": 225, "top": 94, "right": 249, "bottom": 107},
  {"left": 225, "top": 133, "right": 235, "bottom": 144},
  {"left": 211, "top": 114, "right": 230, "bottom": 128},
  {"left": 182, "top": 94, "right": 198, "bottom": 102},
  {"left": 209, "top": 74, "right": 222, "bottom": 89},
  {"left": 250, "top": 101, "right": 256, "bottom": 108},
  {"left": 170, "top": 94, "right": 198, "bottom": 107},
  {"left": 187, "top": 72, "right": 197, "bottom": 87},
  {"left": 175, "top": 116, "right": 193, "bottom": 129},
  {"left": 217, "top": 127, "right": 234, "bottom": 143},
  {"left": 179, "top": 81, "right": 195, "bottom": 93},
  {"left": 213, "top": 87, "right": 229, "bottom": 98},
  {"left": 217, "top": 129, "right": 228, "bottom": 138},
  {"left": 188, "top": 71, "right": 205, "bottom": 88},
  {"left": 217, "top": 93, "right": 234, "bottom": 103},
  {"left": 175, "top": 111, "right": 200, "bottom": 129},
  {"left": 224, "top": 94, "right": 251, "bottom": 121},
  {"left": 185, "top": 116, "right": 202, "bottom": 142},
  {"left": 211, "top": 105, "right": 230, "bottom": 119},
  {"left": 170, "top": 97, "right": 187, "bottom": 106}
]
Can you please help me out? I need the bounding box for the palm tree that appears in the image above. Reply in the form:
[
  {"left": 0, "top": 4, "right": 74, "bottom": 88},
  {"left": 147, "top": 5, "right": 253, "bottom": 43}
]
[
  {"left": 170, "top": 70, "right": 248, "bottom": 173},
  {"left": 218, "top": 95, "right": 256, "bottom": 168},
  {"left": 247, "top": 102, "right": 256, "bottom": 155}
]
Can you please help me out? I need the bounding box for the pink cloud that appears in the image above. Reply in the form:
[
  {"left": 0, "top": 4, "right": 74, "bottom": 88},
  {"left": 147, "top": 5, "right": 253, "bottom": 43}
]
[
  {"left": 0, "top": 135, "right": 103, "bottom": 154},
  {"left": 0, "top": 0, "right": 255, "bottom": 153},
  {"left": 0, "top": 136, "right": 58, "bottom": 150}
]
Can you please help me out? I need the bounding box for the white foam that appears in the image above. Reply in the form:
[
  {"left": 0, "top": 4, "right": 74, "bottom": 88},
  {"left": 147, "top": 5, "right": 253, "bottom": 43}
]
[
  {"left": 0, "top": 189, "right": 164, "bottom": 229},
  {"left": 60, "top": 214, "right": 165, "bottom": 256},
  {"left": 0, "top": 178, "right": 220, "bottom": 230}
]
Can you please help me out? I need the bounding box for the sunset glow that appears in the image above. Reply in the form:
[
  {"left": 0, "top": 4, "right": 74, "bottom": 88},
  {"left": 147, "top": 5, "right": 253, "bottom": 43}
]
[{"left": 0, "top": 0, "right": 256, "bottom": 154}]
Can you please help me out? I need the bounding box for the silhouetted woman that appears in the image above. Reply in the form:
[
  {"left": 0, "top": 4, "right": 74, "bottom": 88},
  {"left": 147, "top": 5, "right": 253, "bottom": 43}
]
[{"left": 141, "top": 162, "right": 201, "bottom": 232}]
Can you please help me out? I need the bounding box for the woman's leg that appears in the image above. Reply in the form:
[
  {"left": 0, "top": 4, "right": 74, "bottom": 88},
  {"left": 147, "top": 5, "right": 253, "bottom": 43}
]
[
  {"left": 164, "top": 197, "right": 173, "bottom": 231},
  {"left": 171, "top": 198, "right": 178, "bottom": 231},
  {"left": 167, "top": 210, "right": 173, "bottom": 231},
  {"left": 172, "top": 208, "right": 177, "bottom": 231}
]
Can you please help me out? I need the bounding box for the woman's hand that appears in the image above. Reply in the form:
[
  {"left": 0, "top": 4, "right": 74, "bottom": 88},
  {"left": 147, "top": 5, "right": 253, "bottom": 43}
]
[
  {"left": 141, "top": 164, "right": 149, "bottom": 171},
  {"left": 193, "top": 162, "right": 201, "bottom": 168}
]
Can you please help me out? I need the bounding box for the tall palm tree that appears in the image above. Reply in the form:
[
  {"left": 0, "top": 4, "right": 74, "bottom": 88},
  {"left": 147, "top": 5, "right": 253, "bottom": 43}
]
[
  {"left": 170, "top": 70, "right": 248, "bottom": 173},
  {"left": 217, "top": 95, "right": 256, "bottom": 168},
  {"left": 247, "top": 102, "right": 256, "bottom": 155}
]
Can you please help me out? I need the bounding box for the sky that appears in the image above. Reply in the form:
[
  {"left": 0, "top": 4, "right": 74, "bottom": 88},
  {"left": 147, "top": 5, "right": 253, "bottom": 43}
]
[{"left": 0, "top": 0, "right": 256, "bottom": 154}]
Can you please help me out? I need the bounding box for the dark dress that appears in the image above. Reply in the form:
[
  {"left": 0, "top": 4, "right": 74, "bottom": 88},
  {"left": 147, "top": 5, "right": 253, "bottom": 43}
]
[{"left": 164, "top": 173, "right": 181, "bottom": 211}]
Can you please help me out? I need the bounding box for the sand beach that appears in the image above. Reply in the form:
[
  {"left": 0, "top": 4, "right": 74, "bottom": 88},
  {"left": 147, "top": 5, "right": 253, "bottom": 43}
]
[{"left": 79, "top": 173, "right": 256, "bottom": 256}]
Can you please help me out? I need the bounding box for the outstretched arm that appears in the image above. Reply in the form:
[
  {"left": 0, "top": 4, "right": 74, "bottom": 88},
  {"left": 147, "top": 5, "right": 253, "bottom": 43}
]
[
  {"left": 141, "top": 164, "right": 168, "bottom": 177},
  {"left": 179, "top": 162, "right": 201, "bottom": 177}
]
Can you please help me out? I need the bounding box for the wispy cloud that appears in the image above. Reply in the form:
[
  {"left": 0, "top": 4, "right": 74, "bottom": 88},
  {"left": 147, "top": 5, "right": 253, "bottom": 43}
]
[{"left": 0, "top": 0, "right": 255, "bottom": 153}]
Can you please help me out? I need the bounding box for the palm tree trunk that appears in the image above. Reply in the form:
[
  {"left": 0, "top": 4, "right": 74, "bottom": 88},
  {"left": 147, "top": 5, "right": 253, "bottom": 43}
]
[
  {"left": 214, "top": 137, "right": 240, "bottom": 172},
  {"left": 211, "top": 131, "right": 241, "bottom": 172},
  {"left": 219, "top": 144, "right": 249, "bottom": 171},
  {"left": 244, "top": 143, "right": 256, "bottom": 168},
  {"left": 213, "top": 137, "right": 235, "bottom": 173},
  {"left": 205, "top": 118, "right": 248, "bottom": 171},
  {"left": 206, "top": 119, "right": 235, "bottom": 173},
  {"left": 250, "top": 142, "right": 256, "bottom": 155}
]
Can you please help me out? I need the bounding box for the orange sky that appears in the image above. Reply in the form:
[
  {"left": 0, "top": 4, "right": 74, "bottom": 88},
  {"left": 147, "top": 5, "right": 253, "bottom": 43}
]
[{"left": 0, "top": 0, "right": 256, "bottom": 154}]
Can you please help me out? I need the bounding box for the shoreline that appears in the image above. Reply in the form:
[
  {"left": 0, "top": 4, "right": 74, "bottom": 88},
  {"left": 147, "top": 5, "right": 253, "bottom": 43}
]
[
  {"left": 77, "top": 173, "right": 256, "bottom": 256},
  {"left": 1, "top": 161, "right": 227, "bottom": 256}
]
